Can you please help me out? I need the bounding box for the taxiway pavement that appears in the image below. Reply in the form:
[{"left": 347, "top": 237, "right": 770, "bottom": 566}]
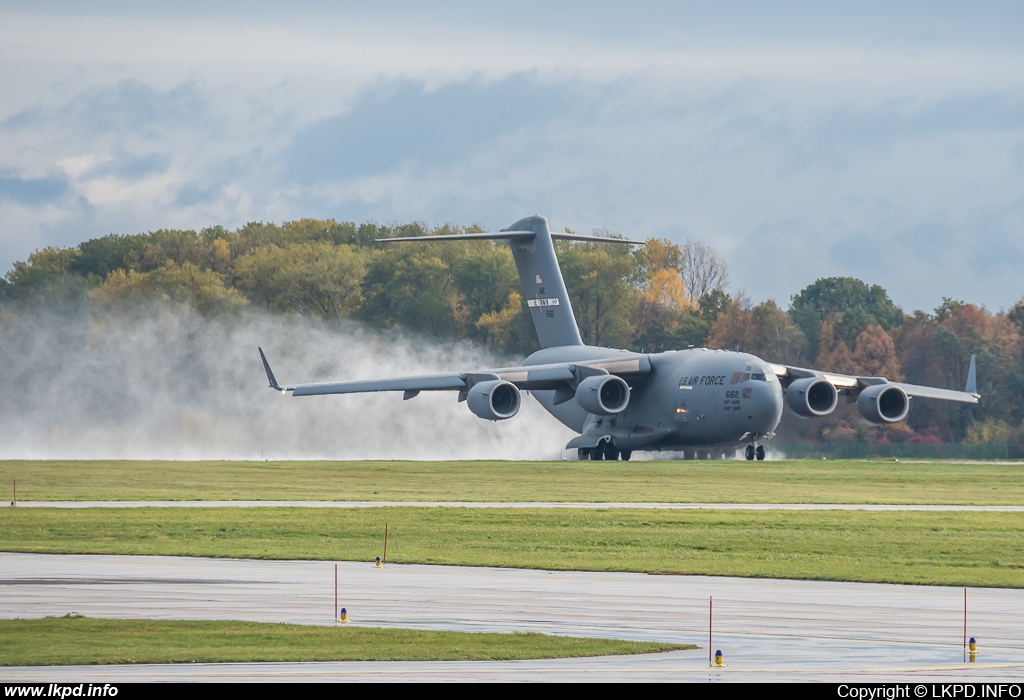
[{"left": 2, "top": 553, "right": 1022, "bottom": 682}]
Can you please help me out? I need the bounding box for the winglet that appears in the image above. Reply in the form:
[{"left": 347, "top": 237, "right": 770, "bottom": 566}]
[
  {"left": 966, "top": 354, "right": 978, "bottom": 396},
  {"left": 258, "top": 347, "right": 284, "bottom": 392}
]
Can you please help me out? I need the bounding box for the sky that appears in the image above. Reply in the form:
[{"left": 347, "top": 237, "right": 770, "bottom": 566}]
[{"left": 1, "top": 1, "right": 1023, "bottom": 314}]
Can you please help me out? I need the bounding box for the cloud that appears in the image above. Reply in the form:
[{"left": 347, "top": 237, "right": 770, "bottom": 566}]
[
  {"left": 90, "top": 152, "right": 171, "bottom": 180},
  {"left": 0, "top": 171, "right": 71, "bottom": 205},
  {"left": 284, "top": 75, "right": 583, "bottom": 183},
  {"left": 5, "top": 79, "right": 209, "bottom": 136}
]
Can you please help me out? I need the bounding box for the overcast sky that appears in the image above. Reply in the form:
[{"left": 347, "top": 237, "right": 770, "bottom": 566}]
[{"left": 1, "top": 1, "right": 1022, "bottom": 313}]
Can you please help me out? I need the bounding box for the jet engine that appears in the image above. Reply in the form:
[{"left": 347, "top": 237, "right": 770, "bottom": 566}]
[
  {"left": 785, "top": 377, "right": 838, "bottom": 417},
  {"left": 466, "top": 380, "right": 521, "bottom": 421},
  {"left": 575, "top": 375, "right": 630, "bottom": 415},
  {"left": 856, "top": 384, "right": 909, "bottom": 424}
]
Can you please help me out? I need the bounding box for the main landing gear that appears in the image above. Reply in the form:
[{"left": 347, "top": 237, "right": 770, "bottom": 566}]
[
  {"left": 578, "top": 444, "right": 632, "bottom": 461},
  {"left": 745, "top": 444, "right": 766, "bottom": 461}
]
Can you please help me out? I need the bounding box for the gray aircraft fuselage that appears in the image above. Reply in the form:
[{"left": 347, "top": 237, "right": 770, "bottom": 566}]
[{"left": 526, "top": 345, "right": 783, "bottom": 455}]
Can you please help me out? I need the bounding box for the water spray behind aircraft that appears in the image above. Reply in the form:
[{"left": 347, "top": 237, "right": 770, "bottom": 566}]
[{"left": 0, "top": 307, "right": 573, "bottom": 460}]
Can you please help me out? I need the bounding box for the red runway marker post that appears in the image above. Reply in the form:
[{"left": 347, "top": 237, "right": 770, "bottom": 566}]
[{"left": 708, "top": 596, "right": 713, "bottom": 667}]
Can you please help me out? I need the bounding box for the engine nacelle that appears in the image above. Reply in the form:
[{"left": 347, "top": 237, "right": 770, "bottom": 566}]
[
  {"left": 785, "top": 377, "right": 838, "bottom": 417},
  {"left": 466, "top": 380, "right": 521, "bottom": 421},
  {"left": 856, "top": 384, "right": 910, "bottom": 424},
  {"left": 575, "top": 375, "right": 630, "bottom": 415}
]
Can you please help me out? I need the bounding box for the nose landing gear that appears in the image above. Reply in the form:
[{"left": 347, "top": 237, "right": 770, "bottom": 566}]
[{"left": 745, "top": 444, "right": 766, "bottom": 461}]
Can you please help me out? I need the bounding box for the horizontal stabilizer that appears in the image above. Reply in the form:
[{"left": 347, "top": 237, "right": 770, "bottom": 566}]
[
  {"left": 549, "top": 232, "right": 644, "bottom": 244},
  {"left": 376, "top": 231, "right": 535, "bottom": 243},
  {"left": 376, "top": 231, "right": 644, "bottom": 245}
]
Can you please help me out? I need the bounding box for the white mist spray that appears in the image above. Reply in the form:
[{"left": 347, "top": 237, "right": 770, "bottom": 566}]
[{"left": 0, "top": 306, "right": 574, "bottom": 460}]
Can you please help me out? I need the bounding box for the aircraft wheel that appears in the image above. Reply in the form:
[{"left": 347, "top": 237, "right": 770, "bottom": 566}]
[
  {"left": 620, "top": 450, "right": 632, "bottom": 461},
  {"left": 591, "top": 448, "right": 604, "bottom": 460},
  {"left": 605, "top": 447, "right": 620, "bottom": 461},
  {"left": 578, "top": 448, "right": 591, "bottom": 460},
  {"left": 756, "top": 445, "right": 766, "bottom": 461},
  {"left": 745, "top": 445, "right": 755, "bottom": 461}
]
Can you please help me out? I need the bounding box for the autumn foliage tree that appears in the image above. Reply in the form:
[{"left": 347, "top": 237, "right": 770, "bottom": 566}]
[
  {"left": 896, "top": 300, "right": 1022, "bottom": 441},
  {"left": 706, "top": 299, "right": 808, "bottom": 364},
  {"left": 628, "top": 238, "right": 730, "bottom": 352}
]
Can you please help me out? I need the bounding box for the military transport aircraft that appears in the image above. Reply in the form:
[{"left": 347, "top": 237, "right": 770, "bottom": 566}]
[{"left": 259, "top": 215, "right": 979, "bottom": 461}]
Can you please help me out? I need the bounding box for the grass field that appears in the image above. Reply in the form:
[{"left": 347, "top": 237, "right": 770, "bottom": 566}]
[
  {"left": 0, "top": 616, "right": 687, "bottom": 666},
  {"left": 3, "top": 506, "right": 1022, "bottom": 587},
  {"left": 2, "top": 458, "right": 1023, "bottom": 504}
]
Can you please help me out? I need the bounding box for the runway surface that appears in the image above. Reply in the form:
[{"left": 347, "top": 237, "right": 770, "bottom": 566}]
[
  {"left": 2, "top": 553, "right": 1022, "bottom": 682},
  {"left": 10, "top": 501, "right": 1024, "bottom": 511}
]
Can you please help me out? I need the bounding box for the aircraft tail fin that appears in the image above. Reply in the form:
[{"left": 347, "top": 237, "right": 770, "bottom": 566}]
[
  {"left": 378, "top": 215, "right": 643, "bottom": 349},
  {"left": 501, "top": 215, "right": 584, "bottom": 348}
]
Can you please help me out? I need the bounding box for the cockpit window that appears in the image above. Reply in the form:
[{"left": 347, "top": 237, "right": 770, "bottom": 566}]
[{"left": 750, "top": 373, "right": 766, "bottom": 381}]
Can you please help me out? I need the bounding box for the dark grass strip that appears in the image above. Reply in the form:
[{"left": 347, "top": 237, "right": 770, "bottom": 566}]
[
  {"left": 0, "top": 616, "right": 689, "bottom": 666},
  {"left": 2, "top": 458, "right": 1022, "bottom": 504}
]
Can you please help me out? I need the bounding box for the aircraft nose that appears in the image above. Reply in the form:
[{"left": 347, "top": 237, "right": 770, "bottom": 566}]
[{"left": 748, "top": 379, "right": 784, "bottom": 433}]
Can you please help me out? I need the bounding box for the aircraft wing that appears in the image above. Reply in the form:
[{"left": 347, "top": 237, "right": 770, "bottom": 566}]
[
  {"left": 885, "top": 383, "right": 978, "bottom": 403},
  {"left": 766, "top": 355, "right": 980, "bottom": 404},
  {"left": 259, "top": 347, "right": 651, "bottom": 398},
  {"left": 291, "top": 374, "right": 467, "bottom": 397}
]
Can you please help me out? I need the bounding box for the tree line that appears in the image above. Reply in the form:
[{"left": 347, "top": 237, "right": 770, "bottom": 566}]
[{"left": 1, "top": 218, "right": 1021, "bottom": 449}]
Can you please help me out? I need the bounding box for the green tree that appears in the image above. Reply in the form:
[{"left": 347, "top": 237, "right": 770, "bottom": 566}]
[
  {"left": 71, "top": 234, "right": 139, "bottom": 279},
  {"left": 358, "top": 242, "right": 459, "bottom": 337},
  {"left": 558, "top": 241, "right": 635, "bottom": 348},
  {"left": 449, "top": 240, "right": 536, "bottom": 353},
  {"left": 233, "top": 243, "right": 365, "bottom": 320},
  {"left": 789, "top": 277, "right": 905, "bottom": 361},
  {"left": 3, "top": 247, "right": 89, "bottom": 307},
  {"left": 90, "top": 261, "right": 247, "bottom": 316}
]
